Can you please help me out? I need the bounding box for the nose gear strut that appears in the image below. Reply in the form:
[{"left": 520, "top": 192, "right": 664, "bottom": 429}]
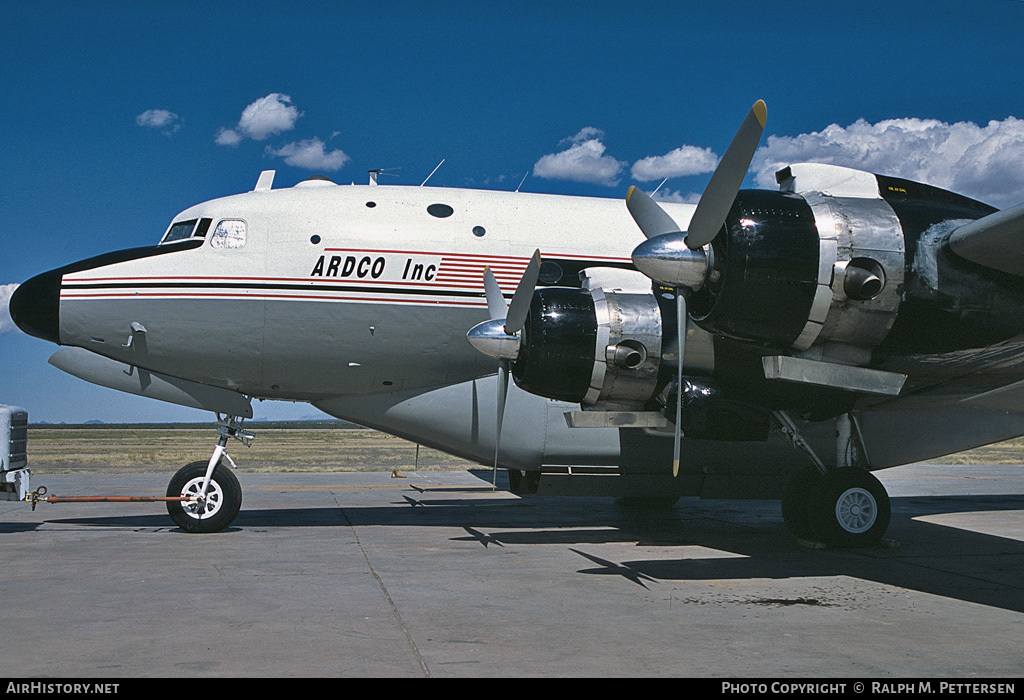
[{"left": 165, "top": 414, "right": 250, "bottom": 532}]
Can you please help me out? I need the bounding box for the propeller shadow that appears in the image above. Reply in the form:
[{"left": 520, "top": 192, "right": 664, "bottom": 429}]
[{"left": 37, "top": 487, "right": 1024, "bottom": 613}]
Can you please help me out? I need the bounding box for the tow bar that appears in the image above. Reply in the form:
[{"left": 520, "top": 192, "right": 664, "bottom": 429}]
[{"left": 26, "top": 485, "right": 192, "bottom": 510}]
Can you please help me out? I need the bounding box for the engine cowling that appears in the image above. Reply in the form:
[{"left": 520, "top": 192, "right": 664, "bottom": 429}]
[
  {"left": 512, "top": 281, "right": 663, "bottom": 406},
  {"left": 690, "top": 186, "right": 905, "bottom": 365}
]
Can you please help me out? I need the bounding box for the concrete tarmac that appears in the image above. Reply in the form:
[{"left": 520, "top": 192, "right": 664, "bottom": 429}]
[{"left": 1, "top": 463, "right": 1022, "bottom": 678}]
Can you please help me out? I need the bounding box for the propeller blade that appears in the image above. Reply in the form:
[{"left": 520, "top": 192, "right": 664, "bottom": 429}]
[
  {"left": 492, "top": 358, "right": 510, "bottom": 488},
  {"left": 504, "top": 249, "right": 542, "bottom": 334},
  {"left": 483, "top": 267, "right": 507, "bottom": 320},
  {"left": 685, "top": 100, "right": 767, "bottom": 249},
  {"left": 626, "top": 185, "right": 682, "bottom": 239},
  {"left": 673, "top": 292, "right": 686, "bottom": 477}
]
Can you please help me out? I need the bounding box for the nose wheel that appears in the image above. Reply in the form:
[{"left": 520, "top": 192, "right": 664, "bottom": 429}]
[
  {"left": 165, "top": 415, "right": 250, "bottom": 533},
  {"left": 166, "top": 459, "right": 242, "bottom": 533}
]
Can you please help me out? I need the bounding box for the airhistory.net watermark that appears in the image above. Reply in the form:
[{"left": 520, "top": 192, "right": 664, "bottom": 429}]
[{"left": 6, "top": 683, "right": 119, "bottom": 695}]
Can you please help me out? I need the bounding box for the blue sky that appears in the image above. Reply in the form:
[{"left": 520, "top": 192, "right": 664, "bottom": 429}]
[{"left": 3, "top": 0, "right": 1024, "bottom": 423}]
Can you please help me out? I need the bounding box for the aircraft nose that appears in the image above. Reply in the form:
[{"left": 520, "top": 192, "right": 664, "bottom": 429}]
[{"left": 9, "top": 269, "right": 62, "bottom": 344}]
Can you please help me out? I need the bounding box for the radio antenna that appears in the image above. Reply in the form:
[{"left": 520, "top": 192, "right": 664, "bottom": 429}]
[
  {"left": 420, "top": 159, "right": 445, "bottom": 186},
  {"left": 515, "top": 171, "right": 529, "bottom": 193},
  {"left": 368, "top": 168, "right": 401, "bottom": 186}
]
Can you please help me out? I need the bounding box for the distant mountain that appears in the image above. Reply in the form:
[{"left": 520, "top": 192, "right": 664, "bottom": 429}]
[
  {"left": 29, "top": 418, "right": 364, "bottom": 429},
  {"left": 251, "top": 414, "right": 330, "bottom": 422}
]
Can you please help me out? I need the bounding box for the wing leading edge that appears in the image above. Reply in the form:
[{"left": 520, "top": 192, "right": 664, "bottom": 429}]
[{"left": 949, "top": 201, "right": 1024, "bottom": 277}]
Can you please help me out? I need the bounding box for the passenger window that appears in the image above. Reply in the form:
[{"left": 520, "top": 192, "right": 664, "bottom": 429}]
[
  {"left": 161, "top": 219, "right": 197, "bottom": 243},
  {"left": 427, "top": 203, "right": 454, "bottom": 218},
  {"left": 210, "top": 220, "right": 246, "bottom": 249}
]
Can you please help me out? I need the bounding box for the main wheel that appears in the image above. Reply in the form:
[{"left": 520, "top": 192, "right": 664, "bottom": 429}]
[
  {"left": 166, "top": 460, "right": 242, "bottom": 533},
  {"left": 808, "top": 468, "right": 890, "bottom": 547}
]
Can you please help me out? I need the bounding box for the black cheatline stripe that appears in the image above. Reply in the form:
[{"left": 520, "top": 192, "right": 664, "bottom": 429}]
[{"left": 59, "top": 239, "right": 205, "bottom": 275}]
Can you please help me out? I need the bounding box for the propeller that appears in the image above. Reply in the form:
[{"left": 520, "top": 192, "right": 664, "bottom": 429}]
[
  {"left": 466, "top": 250, "right": 542, "bottom": 487},
  {"left": 626, "top": 100, "right": 767, "bottom": 476}
]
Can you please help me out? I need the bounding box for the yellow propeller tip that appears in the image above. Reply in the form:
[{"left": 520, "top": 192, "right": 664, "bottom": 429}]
[
  {"left": 753, "top": 100, "right": 767, "bottom": 127},
  {"left": 626, "top": 185, "right": 636, "bottom": 202}
]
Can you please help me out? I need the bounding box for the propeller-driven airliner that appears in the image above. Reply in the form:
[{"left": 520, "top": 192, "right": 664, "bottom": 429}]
[{"left": 12, "top": 101, "right": 1024, "bottom": 545}]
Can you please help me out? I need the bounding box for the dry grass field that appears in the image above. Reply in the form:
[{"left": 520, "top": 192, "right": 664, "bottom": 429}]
[
  {"left": 26, "top": 424, "right": 477, "bottom": 474},
  {"left": 22, "top": 423, "right": 1024, "bottom": 474}
]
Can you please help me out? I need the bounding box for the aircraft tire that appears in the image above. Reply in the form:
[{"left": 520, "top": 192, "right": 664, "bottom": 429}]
[
  {"left": 808, "top": 468, "right": 890, "bottom": 548},
  {"left": 166, "top": 460, "right": 242, "bottom": 533},
  {"left": 781, "top": 466, "right": 822, "bottom": 539}
]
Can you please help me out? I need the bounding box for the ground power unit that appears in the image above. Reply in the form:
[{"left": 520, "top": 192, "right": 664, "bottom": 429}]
[{"left": 1, "top": 405, "right": 30, "bottom": 501}]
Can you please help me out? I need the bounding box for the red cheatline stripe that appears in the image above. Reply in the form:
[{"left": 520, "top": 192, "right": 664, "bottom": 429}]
[
  {"left": 321, "top": 248, "right": 527, "bottom": 260},
  {"left": 64, "top": 275, "right": 480, "bottom": 283},
  {"left": 440, "top": 259, "right": 528, "bottom": 267},
  {"left": 63, "top": 275, "right": 492, "bottom": 286},
  {"left": 61, "top": 291, "right": 489, "bottom": 306}
]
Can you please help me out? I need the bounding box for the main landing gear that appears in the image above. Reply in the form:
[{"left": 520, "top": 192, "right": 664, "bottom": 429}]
[
  {"left": 776, "top": 412, "right": 891, "bottom": 548},
  {"left": 165, "top": 415, "right": 251, "bottom": 533}
]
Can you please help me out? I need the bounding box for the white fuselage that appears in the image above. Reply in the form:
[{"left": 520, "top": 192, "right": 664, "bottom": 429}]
[{"left": 58, "top": 180, "right": 695, "bottom": 401}]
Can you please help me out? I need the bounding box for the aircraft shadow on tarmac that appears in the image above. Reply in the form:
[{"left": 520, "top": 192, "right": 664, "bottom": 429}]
[{"left": 28, "top": 486, "right": 1024, "bottom": 615}]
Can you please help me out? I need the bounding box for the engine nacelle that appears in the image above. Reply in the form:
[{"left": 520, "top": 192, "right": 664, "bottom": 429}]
[
  {"left": 690, "top": 185, "right": 905, "bottom": 364},
  {"left": 671, "top": 377, "right": 772, "bottom": 441},
  {"left": 512, "top": 279, "right": 663, "bottom": 407}
]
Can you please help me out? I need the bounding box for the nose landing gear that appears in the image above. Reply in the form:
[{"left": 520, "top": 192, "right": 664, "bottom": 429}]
[{"left": 165, "top": 415, "right": 251, "bottom": 533}]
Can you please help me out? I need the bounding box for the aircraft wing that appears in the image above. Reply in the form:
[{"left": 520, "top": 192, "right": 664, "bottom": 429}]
[
  {"left": 948, "top": 202, "right": 1024, "bottom": 277},
  {"left": 860, "top": 338, "right": 1024, "bottom": 412},
  {"left": 861, "top": 200, "right": 1024, "bottom": 411}
]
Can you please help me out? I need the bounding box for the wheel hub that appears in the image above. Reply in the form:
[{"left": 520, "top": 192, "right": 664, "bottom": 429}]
[
  {"left": 835, "top": 487, "right": 876, "bottom": 533},
  {"left": 180, "top": 477, "right": 224, "bottom": 519}
]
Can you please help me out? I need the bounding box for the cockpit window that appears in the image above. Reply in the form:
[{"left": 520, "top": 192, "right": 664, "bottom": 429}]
[
  {"left": 161, "top": 219, "right": 197, "bottom": 243},
  {"left": 194, "top": 218, "right": 213, "bottom": 238},
  {"left": 210, "top": 219, "right": 246, "bottom": 249}
]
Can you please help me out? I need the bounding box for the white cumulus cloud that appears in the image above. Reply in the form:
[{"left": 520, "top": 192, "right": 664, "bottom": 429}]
[
  {"left": 533, "top": 127, "right": 627, "bottom": 187},
  {"left": 214, "top": 127, "right": 243, "bottom": 146},
  {"left": 651, "top": 188, "right": 701, "bottom": 204},
  {"left": 136, "top": 109, "right": 181, "bottom": 133},
  {"left": 631, "top": 145, "right": 719, "bottom": 182},
  {"left": 752, "top": 116, "right": 1024, "bottom": 208},
  {"left": 1, "top": 284, "right": 20, "bottom": 335},
  {"left": 217, "top": 93, "right": 302, "bottom": 145},
  {"left": 267, "top": 137, "right": 350, "bottom": 171}
]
